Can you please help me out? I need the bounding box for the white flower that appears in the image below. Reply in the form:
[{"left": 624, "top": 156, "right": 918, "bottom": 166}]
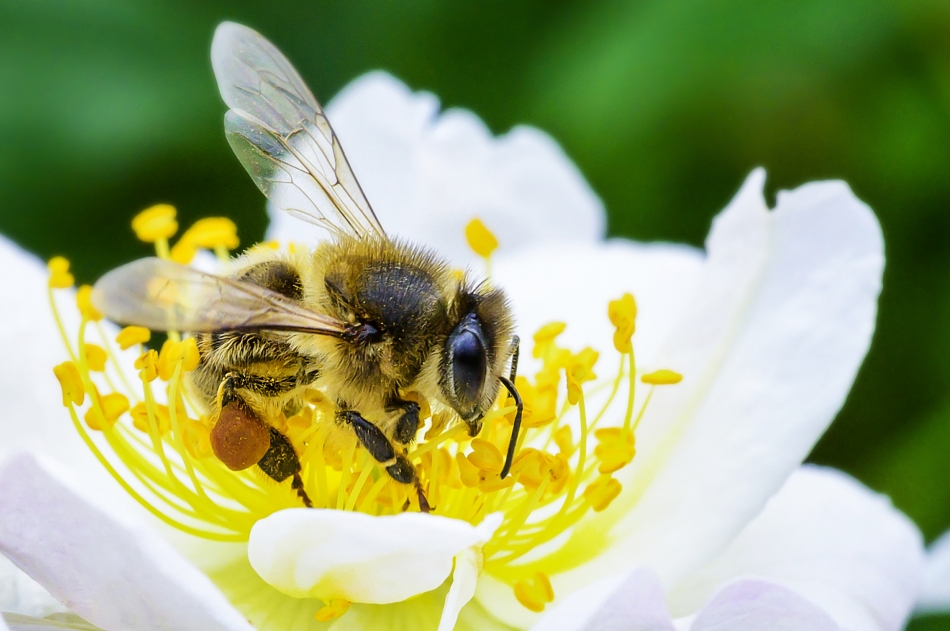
[
  {"left": 916, "top": 529, "right": 950, "bottom": 614},
  {"left": 0, "top": 70, "right": 924, "bottom": 631}
]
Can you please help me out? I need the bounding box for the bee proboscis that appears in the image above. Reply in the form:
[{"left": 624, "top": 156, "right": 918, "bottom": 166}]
[{"left": 92, "top": 22, "right": 523, "bottom": 511}]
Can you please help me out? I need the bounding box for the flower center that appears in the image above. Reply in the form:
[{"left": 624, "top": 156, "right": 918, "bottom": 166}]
[{"left": 48, "top": 206, "right": 682, "bottom": 617}]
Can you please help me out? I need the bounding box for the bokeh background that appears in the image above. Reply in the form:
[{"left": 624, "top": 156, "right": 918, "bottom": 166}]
[{"left": 2, "top": 1, "right": 950, "bottom": 627}]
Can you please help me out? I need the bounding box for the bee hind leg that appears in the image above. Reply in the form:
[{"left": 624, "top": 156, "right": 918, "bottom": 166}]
[
  {"left": 338, "top": 409, "right": 430, "bottom": 513},
  {"left": 214, "top": 373, "right": 313, "bottom": 508},
  {"left": 258, "top": 428, "right": 313, "bottom": 508}
]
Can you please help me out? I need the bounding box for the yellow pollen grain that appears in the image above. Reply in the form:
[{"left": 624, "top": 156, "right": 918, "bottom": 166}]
[
  {"left": 132, "top": 204, "right": 178, "bottom": 243},
  {"left": 76, "top": 285, "right": 102, "bottom": 321},
  {"left": 53, "top": 361, "right": 84, "bottom": 406},
  {"left": 84, "top": 344, "right": 108, "bottom": 372},
  {"left": 641, "top": 369, "right": 683, "bottom": 385},
  {"left": 464, "top": 218, "right": 498, "bottom": 258},
  {"left": 47, "top": 257, "right": 74, "bottom": 289},
  {"left": 116, "top": 326, "right": 151, "bottom": 350},
  {"left": 584, "top": 475, "right": 622, "bottom": 512},
  {"left": 315, "top": 599, "right": 351, "bottom": 622}
]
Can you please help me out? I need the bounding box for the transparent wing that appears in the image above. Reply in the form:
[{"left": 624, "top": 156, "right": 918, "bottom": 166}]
[
  {"left": 91, "top": 258, "right": 349, "bottom": 336},
  {"left": 211, "top": 22, "right": 385, "bottom": 240}
]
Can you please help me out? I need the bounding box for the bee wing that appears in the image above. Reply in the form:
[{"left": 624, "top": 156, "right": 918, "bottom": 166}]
[
  {"left": 91, "top": 258, "right": 349, "bottom": 336},
  {"left": 211, "top": 22, "right": 385, "bottom": 240}
]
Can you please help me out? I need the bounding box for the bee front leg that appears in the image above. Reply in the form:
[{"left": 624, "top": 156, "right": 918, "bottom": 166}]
[
  {"left": 386, "top": 398, "right": 421, "bottom": 446},
  {"left": 338, "top": 410, "right": 430, "bottom": 513}
]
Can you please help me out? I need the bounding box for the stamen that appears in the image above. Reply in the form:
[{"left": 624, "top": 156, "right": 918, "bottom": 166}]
[{"left": 47, "top": 210, "right": 690, "bottom": 617}]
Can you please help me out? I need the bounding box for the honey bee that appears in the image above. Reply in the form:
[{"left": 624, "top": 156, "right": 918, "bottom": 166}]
[{"left": 91, "top": 22, "right": 523, "bottom": 511}]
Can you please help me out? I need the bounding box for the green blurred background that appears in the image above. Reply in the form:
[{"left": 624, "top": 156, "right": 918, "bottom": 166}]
[{"left": 2, "top": 0, "right": 949, "bottom": 625}]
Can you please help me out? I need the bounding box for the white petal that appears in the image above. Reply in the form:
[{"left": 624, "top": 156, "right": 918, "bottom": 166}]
[
  {"left": 531, "top": 568, "right": 674, "bottom": 631},
  {"left": 917, "top": 529, "right": 950, "bottom": 613},
  {"left": 438, "top": 547, "right": 481, "bottom": 631},
  {"left": 554, "top": 170, "right": 885, "bottom": 591},
  {"left": 689, "top": 580, "right": 840, "bottom": 631},
  {"left": 0, "top": 555, "right": 65, "bottom": 618},
  {"left": 248, "top": 508, "right": 501, "bottom": 604},
  {"left": 493, "top": 239, "right": 703, "bottom": 371},
  {"left": 0, "top": 237, "right": 101, "bottom": 476},
  {"left": 668, "top": 466, "right": 923, "bottom": 631},
  {"left": 265, "top": 72, "right": 606, "bottom": 267},
  {"left": 0, "top": 453, "right": 254, "bottom": 631}
]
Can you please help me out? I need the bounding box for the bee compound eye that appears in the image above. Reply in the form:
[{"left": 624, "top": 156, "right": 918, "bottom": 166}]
[
  {"left": 210, "top": 402, "right": 271, "bottom": 471},
  {"left": 450, "top": 327, "right": 487, "bottom": 409}
]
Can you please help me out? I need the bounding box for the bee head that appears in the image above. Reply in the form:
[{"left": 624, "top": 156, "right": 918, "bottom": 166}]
[{"left": 442, "top": 287, "right": 514, "bottom": 435}]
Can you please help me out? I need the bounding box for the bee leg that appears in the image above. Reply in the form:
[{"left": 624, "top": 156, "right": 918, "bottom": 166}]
[
  {"left": 214, "top": 373, "right": 313, "bottom": 508},
  {"left": 387, "top": 399, "right": 421, "bottom": 446},
  {"left": 338, "top": 410, "right": 430, "bottom": 513},
  {"left": 258, "top": 428, "right": 313, "bottom": 508}
]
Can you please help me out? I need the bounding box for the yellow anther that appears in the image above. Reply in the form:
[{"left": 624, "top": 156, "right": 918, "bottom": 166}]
[
  {"left": 594, "top": 427, "right": 635, "bottom": 474},
  {"left": 456, "top": 452, "right": 481, "bottom": 488},
  {"left": 130, "top": 402, "right": 171, "bottom": 435},
  {"left": 554, "top": 425, "right": 574, "bottom": 457},
  {"left": 464, "top": 218, "right": 498, "bottom": 258},
  {"left": 53, "top": 361, "right": 84, "bottom": 407},
  {"left": 47, "top": 256, "right": 69, "bottom": 274},
  {"left": 116, "top": 326, "right": 151, "bottom": 350},
  {"left": 608, "top": 293, "right": 637, "bottom": 325},
  {"left": 584, "top": 475, "right": 622, "bottom": 512},
  {"left": 171, "top": 217, "right": 240, "bottom": 263},
  {"left": 179, "top": 338, "right": 200, "bottom": 371},
  {"left": 183, "top": 217, "right": 239, "bottom": 249},
  {"left": 181, "top": 419, "right": 212, "bottom": 459},
  {"left": 85, "top": 392, "right": 129, "bottom": 431},
  {"left": 608, "top": 293, "right": 637, "bottom": 352},
  {"left": 47, "top": 257, "right": 74, "bottom": 289},
  {"left": 76, "top": 285, "right": 102, "bottom": 321},
  {"left": 514, "top": 572, "right": 555, "bottom": 613},
  {"left": 132, "top": 204, "right": 178, "bottom": 242},
  {"left": 158, "top": 338, "right": 201, "bottom": 380},
  {"left": 511, "top": 449, "right": 550, "bottom": 491},
  {"left": 515, "top": 377, "right": 557, "bottom": 428},
  {"left": 565, "top": 347, "right": 599, "bottom": 405},
  {"left": 468, "top": 438, "right": 504, "bottom": 475},
  {"left": 533, "top": 321, "right": 566, "bottom": 344},
  {"left": 532, "top": 321, "right": 567, "bottom": 360},
  {"left": 135, "top": 349, "right": 159, "bottom": 382},
  {"left": 479, "top": 474, "right": 515, "bottom": 493},
  {"left": 315, "top": 599, "right": 351, "bottom": 622},
  {"left": 641, "top": 369, "right": 683, "bottom": 385},
  {"left": 84, "top": 344, "right": 108, "bottom": 372}
]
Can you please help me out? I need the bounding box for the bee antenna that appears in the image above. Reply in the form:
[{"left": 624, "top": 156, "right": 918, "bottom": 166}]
[
  {"left": 499, "top": 335, "right": 523, "bottom": 479},
  {"left": 499, "top": 376, "right": 522, "bottom": 479}
]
